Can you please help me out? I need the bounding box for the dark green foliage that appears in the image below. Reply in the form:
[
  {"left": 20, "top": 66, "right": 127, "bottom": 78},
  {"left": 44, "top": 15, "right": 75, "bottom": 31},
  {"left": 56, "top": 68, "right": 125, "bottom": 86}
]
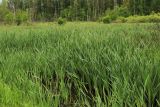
[
  {"left": 128, "top": 0, "right": 160, "bottom": 15},
  {"left": 0, "top": 6, "right": 10, "bottom": 22},
  {"left": 60, "top": 7, "right": 73, "bottom": 21},
  {"left": 0, "top": 0, "right": 160, "bottom": 22},
  {"left": 102, "top": 7, "right": 160, "bottom": 24},
  {"left": 116, "top": 6, "right": 131, "bottom": 17},
  {"left": 102, "top": 16, "right": 111, "bottom": 23},
  {"left": 0, "top": 5, "right": 29, "bottom": 25},
  {"left": 1, "top": 0, "right": 159, "bottom": 22},
  {"left": 15, "top": 10, "right": 28, "bottom": 26},
  {"left": 103, "top": 6, "right": 130, "bottom": 23},
  {"left": 4, "top": 12, "right": 14, "bottom": 24},
  {"left": 105, "top": 9, "right": 118, "bottom": 21},
  {"left": 57, "top": 17, "right": 66, "bottom": 25}
]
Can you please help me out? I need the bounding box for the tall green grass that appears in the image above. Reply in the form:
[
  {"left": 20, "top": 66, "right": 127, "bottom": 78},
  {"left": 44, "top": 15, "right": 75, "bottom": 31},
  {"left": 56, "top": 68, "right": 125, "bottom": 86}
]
[{"left": 0, "top": 23, "right": 160, "bottom": 107}]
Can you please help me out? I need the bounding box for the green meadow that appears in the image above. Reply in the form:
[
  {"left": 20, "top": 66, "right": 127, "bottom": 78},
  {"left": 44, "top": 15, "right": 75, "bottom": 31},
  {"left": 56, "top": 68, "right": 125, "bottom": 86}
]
[{"left": 0, "top": 23, "right": 160, "bottom": 107}]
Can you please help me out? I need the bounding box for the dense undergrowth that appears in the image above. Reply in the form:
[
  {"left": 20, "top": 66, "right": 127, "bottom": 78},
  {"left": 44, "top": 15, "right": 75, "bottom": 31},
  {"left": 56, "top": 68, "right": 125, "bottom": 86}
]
[
  {"left": 102, "top": 8, "right": 160, "bottom": 23},
  {"left": 0, "top": 23, "right": 160, "bottom": 107}
]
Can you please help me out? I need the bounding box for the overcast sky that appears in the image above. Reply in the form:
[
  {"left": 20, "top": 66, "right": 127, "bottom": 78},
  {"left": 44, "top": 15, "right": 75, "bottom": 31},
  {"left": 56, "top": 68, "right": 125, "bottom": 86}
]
[{"left": 0, "top": 0, "right": 2, "bottom": 4}]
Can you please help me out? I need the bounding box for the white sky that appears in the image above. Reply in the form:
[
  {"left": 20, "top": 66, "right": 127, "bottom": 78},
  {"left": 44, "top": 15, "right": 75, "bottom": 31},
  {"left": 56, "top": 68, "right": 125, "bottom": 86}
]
[{"left": 0, "top": 0, "right": 2, "bottom": 4}]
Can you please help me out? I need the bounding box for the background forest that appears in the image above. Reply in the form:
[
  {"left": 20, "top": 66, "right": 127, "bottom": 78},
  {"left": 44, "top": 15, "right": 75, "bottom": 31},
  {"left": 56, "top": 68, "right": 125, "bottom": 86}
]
[{"left": 0, "top": 0, "right": 160, "bottom": 23}]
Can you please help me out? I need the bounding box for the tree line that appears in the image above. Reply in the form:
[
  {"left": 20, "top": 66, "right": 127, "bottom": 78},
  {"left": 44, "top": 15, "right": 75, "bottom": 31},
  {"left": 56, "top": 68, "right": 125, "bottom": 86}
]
[{"left": 0, "top": 0, "right": 160, "bottom": 22}]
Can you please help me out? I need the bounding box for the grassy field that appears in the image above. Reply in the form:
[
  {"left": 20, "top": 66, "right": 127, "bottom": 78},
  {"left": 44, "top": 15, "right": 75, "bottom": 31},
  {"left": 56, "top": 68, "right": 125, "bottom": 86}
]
[{"left": 0, "top": 23, "right": 160, "bottom": 107}]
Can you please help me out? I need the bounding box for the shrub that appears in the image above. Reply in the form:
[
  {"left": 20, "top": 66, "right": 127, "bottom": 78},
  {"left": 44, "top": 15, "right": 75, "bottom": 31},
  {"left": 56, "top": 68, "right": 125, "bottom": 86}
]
[
  {"left": 105, "top": 9, "right": 117, "bottom": 21},
  {"left": 0, "top": 6, "right": 10, "bottom": 22},
  {"left": 135, "top": 16, "right": 149, "bottom": 23},
  {"left": 102, "top": 16, "right": 111, "bottom": 23},
  {"left": 57, "top": 17, "right": 66, "bottom": 25},
  {"left": 60, "top": 7, "right": 73, "bottom": 21},
  {"left": 115, "top": 16, "right": 127, "bottom": 23},
  {"left": 15, "top": 10, "right": 28, "bottom": 25},
  {"left": 4, "top": 12, "right": 14, "bottom": 24},
  {"left": 126, "top": 14, "right": 160, "bottom": 23},
  {"left": 148, "top": 15, "right": 160, "bottom": 23},
  {"left": 126, "top": 16, "right": 147, "bottom": 23},
  {"left": 117, "top": 6, "right": 130, "bottom": 17},
  {"left": 103, "top": 6, "right": 130, "bottom": 23}
]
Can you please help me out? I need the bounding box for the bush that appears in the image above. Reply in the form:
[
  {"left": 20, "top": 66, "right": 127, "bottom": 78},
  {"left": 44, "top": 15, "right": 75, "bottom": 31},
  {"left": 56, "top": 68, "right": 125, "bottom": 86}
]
[
  {"left": 115, "top": 16, "right": 127, "bottom": 23},
  {"left": 103, "top": 12, "right": 160, "bottom": 23},
  {"left": 105, "top": 9, "right": 117, "bottom": 21},
  {"left": 57, "top": 17, "right": 66, "bottom": 25},
  {"left": 117, "top": 7, "right": 130, "bottom": 17},
  {"left": 102, "top": 16, "right": 112, "bottom": 23},
  {"left": 15, "top": 10, "right": 28, "bottom": 25},
  {"left": 127, "top": 16, "right": 148, "bottom": 23},
  {"left": 148, "top": 15, "right": 160, "bottom": 23},
  {"left": 0, "top": 6, "right": 10, "bottom": 22},
  {"left": 4, "top": 12, "right": 14, "bottom": 24},
  {"left": 103, "top": 6, "right": 130, "bottom": 23},
  {"left": 126, "top": 14, "right": 160, "bottom": 23}
]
